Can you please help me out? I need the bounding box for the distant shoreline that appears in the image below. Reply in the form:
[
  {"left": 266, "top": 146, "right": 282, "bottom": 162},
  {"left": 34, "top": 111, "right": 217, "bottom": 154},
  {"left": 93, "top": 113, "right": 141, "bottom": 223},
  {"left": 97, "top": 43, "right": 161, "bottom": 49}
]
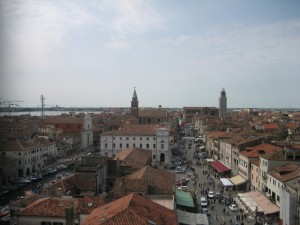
[{"left": 0, "top": 107, "right": 299, "bottom": 117}]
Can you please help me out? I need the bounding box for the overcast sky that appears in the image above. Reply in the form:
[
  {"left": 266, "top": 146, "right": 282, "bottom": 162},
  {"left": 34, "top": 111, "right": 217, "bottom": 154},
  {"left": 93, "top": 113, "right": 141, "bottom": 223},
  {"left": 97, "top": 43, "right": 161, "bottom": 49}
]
[{"left": 1, "top": 0, "right": 300, "bottom": 108}]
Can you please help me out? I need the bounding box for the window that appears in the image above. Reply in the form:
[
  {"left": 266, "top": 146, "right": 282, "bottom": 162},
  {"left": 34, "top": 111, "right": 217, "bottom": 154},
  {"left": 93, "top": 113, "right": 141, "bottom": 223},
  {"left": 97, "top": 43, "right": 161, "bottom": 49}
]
[
  {"left": 120, "top": 137, "right": 122, "bottom": 140},
  {"left": 146, "top": 137, "right": 149, "bottom": 140},
  {"left": 153, "top": 155, "right": 156, "bottom": 159},
  {"left": 133, "top": 137, "right": 136, "bottom": 140},
  {"left": 277, "top": 195, "right": 280, "bottom": 202},
  {"left": 140, "top": 137, "right": 142, "bottom": 140},
  {"left": 113, "top": 137, "right": 115, "bottom": 140},
  {"left": 41, "top": 222, "right": 52, "bottom": 225},
  {"left": 120, "top": 144, "right": 122, "bottom": 148},
  {"left": 153, "top": 144, "right": 156, "bottom": 148},
  {"left": 161, "top": 144, "right": 164, "bottom": 149},
  {"left": 113, "top": 143, "right": 115, "bottom": 148},
  {"left": 18, "top": 152, "right": 21, "bottom": 156},
  {"left": 153, "top": 138, "right": 156, "bottom": 140},
  {"left": 53, "top": 223, "right": 63, "bottom": 225},
  {"left": 105, "top": 143, "right": 107, "bottom": 148},
  {"left": 126, "top": 144, "right": 129, "bottom": 148},
  {"left": 146, "top": 144, "right": 149, "bottom": 149},
  {"left": 140, "top": 144, "right": 142, "bottom": 148},
  {"left": 133, "top": 144, "right": 136, "bottom": 147}
]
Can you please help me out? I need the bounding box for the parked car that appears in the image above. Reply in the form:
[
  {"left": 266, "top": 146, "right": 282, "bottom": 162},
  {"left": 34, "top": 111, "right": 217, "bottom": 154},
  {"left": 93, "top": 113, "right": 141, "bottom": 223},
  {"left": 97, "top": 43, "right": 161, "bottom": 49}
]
[
  {"left": 208, "top": 191, "right": 214, "bottom": 199},
  {"left": 200, "top": 197, "right": 208, "bottom": 207},
  {"left": 176, "top": 180, "right": 188, "bottom": 186},
  {"left": 177, "top": 186, "right": 190, "bottom": 192},
  {"left": 229, "top": 204, "right": 238, "bottom": 212},
  {"left": 174, "top": 167, "right": 186, "bottom": 173},
  {"left": 215, "top": 192, "right": 221, "bottom": 199},
  {"left": 180, "top": 177, "right": 189, "bottom": 182}
]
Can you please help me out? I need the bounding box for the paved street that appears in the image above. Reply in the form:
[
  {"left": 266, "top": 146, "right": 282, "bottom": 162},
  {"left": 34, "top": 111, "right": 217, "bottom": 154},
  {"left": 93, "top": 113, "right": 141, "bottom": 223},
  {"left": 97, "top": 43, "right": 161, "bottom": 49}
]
[{"left": 175, "top": 141, "right": 258, "bottom": 225}]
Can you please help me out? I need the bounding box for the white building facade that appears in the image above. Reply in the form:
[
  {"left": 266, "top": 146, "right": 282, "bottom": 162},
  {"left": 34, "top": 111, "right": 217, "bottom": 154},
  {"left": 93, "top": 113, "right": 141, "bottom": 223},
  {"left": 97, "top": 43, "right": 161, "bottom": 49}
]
[
  {"left": 3, "top": 138, "right": 57, "bottom": 178},
  {"left": 100, "top": 125, "right": 171, "bottom": 164}
]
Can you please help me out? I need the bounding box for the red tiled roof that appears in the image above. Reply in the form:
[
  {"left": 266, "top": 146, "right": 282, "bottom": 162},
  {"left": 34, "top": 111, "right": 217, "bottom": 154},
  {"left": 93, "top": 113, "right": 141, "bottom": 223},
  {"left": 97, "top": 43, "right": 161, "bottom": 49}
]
[
  {"left": 101, "top": 124, "right": 169, "bottom": 136},
  {"left": 82, "top": 193, "right": 177, "bottom": 225},
  {"left": 113, "top": 148, "right": 152, "bottom": 170},
  {"left": 239, "top": 143, "right": 282, "bottom": 158},
  {"left": 113, "top": 166, "right": 175, "bottom": 197},
  {"left": 263, "top": 123, "right": 279, "bottom": 130},
  {"left": 268, "top": 163, "right": 300, "bottom": 182},
  {"left": 17, "top": 196, "right": 105, "bottom": 217},
  {"left": 285, "top": 123, "right": 300, "bottom": 129}
]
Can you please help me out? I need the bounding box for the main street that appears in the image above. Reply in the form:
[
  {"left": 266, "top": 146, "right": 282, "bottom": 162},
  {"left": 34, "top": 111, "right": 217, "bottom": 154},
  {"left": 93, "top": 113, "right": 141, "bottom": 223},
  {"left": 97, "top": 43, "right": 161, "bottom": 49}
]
[{"left": 175, "top": 139, "right": 258, "bottom": 225}]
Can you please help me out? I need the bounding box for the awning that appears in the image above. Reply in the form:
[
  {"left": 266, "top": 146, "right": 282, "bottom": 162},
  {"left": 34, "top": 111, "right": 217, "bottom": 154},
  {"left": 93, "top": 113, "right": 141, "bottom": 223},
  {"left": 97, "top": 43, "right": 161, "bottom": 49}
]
[
  {"left": 230, "top": 175, "right": 247, "bottom": 186},
  {"left": 220, "top": 178, "right": 234, "bottom": 186},
  {"left": 238, "top": 191, "right": 279, "bottom": 215},
  {"left": 176, "top": 191, "right": 195, "bottom": 208},
  {"left": 177, "top": 210, "right": 209, "bottom": 225},
  {"left": 211, "top": 160, "right": 231, "bottom": 173}
]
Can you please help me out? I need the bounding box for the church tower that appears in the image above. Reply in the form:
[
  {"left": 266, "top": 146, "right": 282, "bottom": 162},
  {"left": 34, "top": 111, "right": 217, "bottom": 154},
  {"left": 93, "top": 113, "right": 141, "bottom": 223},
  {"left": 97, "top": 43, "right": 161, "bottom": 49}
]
[
  {"left": 131, "top": 87, "right": 139, "bottom": 118},
  {"left": 219, "top": 88, "right": 227, "bottom": 120}
]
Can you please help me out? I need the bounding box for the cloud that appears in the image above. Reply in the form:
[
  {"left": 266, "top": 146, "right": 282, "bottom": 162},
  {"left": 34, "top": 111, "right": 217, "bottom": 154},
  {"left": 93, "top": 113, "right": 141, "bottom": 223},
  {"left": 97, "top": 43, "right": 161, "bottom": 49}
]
[
  {"left": 1, "top": 1, "right": 98, "bottom": 69},
  {"left": 103, "top": 0, "right": 165, "bottom": 49},
  {"left": 138, "top": 19, "right": 300, "bottom": 75}
]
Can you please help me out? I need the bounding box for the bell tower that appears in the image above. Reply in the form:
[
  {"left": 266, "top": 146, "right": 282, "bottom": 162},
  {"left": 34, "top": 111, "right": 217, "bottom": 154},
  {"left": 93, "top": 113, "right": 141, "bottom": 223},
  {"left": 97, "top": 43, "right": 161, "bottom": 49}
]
[
  {"left": 131, "top": 87, "right": 139, "bottom": 118},
  {"left": 219, "top": 88, "right": 227, "bottom": 120}
]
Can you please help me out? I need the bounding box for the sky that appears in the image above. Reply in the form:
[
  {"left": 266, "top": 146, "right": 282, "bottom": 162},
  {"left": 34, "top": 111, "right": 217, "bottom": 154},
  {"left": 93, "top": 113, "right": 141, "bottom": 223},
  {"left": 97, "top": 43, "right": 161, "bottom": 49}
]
[{"left": 1, "top": 0, "right": 300, "bottom": 109}]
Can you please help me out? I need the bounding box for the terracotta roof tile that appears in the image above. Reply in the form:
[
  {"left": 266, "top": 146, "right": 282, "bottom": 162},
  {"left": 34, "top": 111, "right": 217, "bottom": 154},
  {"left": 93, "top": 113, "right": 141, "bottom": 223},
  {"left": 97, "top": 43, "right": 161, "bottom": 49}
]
[
  {"left": 240, "top": 143, "right": 282, "bottom": 158},
  {"left": 101, "top": 124, "right": 169, "bottom": 136},
  {"left": 268, "top": 163, "right": 300, "bottom": 182},
  {"left": 17, "top": 196, "right": 105, "bottom": 217},
  {"left": 263, "top": 123, "right": 279, "bottom": 130},
  {"left": 82, "top": 193, "right": 177, "bottom": 225},
  {"left": 113, "top": 166, "right": 175, "bottom": 197},
  {"left": 114, "top": 148, "right": 151, "bottom": 170},
  {"left": 285, "top": 123, "right": 300, "bottom": 129}
]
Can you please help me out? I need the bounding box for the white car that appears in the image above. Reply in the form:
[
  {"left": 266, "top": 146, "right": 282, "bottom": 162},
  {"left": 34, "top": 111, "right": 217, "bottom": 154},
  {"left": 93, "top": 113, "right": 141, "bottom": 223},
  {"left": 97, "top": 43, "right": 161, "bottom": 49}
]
[
  {"left": 208, "top": 191, "right": 214, "bottom": 199},
  {"left": 174, "top": 167, "right": 186, "bottom": 173},
  {"left": 177, "top": 186, "right": 190, "bottom": 192},
  {"left": 200, "top": 197, "right": 208, "bottom": 207},
  {"left": 229, "top": 204, "right": 238, "bottom": 212}
]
